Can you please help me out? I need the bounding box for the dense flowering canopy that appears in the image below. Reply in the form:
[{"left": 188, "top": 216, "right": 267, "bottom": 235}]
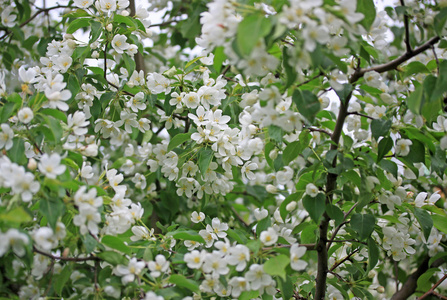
[{"left": 1, "top": 0, "right": 447, "bottom": 299}]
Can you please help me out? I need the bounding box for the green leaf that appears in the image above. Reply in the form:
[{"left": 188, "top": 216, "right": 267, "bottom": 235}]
[
  {"left": 39, "top": 198, "right": 65, "bottom": 230},
  {"left": 40, "top": 108, "right": 67, "bottom": 123},
  {"left": 168, "top": 274, "right": 199, "bottom": 292},
  {"left": 404, "top": 139, "right": 425, "bottom": 163},
  {"left": 226, "top": 228, "right": 248, "bottom": 244},
  {"left": 213, "top": 46, "right": 226, "bottom": 73},
  {"left": 434, "top": 7, "right": 447, "bottom": 36},
  {"left": 417, "top": 268, "right": 439, "bottom": 292},
  {"left": 167, "top": 230, "right": 205, "bottom": 243},
  {"left": 414, "top": 208, "right": 433, "bottom": 241},
  {"left": 198, "top": 149, "right": 214, "bottom": 175},
  {"left": 7, "top": 137, "right": 26, "bottom": 165},
  {"left": 256, "top": 217, "right": 272, "bottom": 237},
  {"left": 66, "top": 18, "right": 91, "bottom": 34},
  {"left": 282, "top": 47, "right": 297, "bottom": 89},
  {"left": 101, "top": 235, "right": 131, "bottom": 255},
  {"left": 240, "top": 291, "right": 259, "bottom": 300},
  {"left": 90, "top": 21, "right": 102, "bottom": 41},
  {"left": 326, "top": 204, "right": 344, "bottom": 227},
  {"left": 380, "top": 160, "right": 398, "bottom": 178},
  {"left": 97, "top": 251, "right": 127, "bottom": 266},
  {"left": 168, "top": 133, "right": 192, "bottom": 152},
  {"left": 264, "top": 142, "right": 275, "bottom": 169},
  {"left": 54, "top": 265, "right": 71, "bottom": 295},
  {"left": 367, "top": 237, "right": 379, "bottom": 271},
  {"left": 404, "top": 61, "right": 430, "bottom": 77},
  {"left": 263, "top": 254, "right": 290, "bottom": 280},
  {"left": 301, "top": 223, "right": 318, "bottom": 244},
  {"left": 432, "top": 214, "right": 447, "bottom": 235},
  {"left": 114, "top": 14, "right": 137, "bottom": 29},
  {"left": 350, "top": 213, "right": 375, "bottom": 241},
  {"left": 278, "top": 276, "right": 294, "bottom": 300},
  {"left": 407, "top": 85, "right": 424, "bottom": 115},
  {"left": 377, "top": 136, "right": 393, "bottom": 162},
  {"left": 335, "top": 84, "right": 353, "bottom": 104},
  {"left": 236, "top": 14, "right": 272, "bottom": 56},
  {"left": 122, "top": 53, "right": 136, "bottom": 75},
  {"left": 0, "top": 206, "right": 32, "bottom": 224},
  {"left": 282, "top": 141, "right": 301, "bottom": 165},
  {"left": 292, "top": 89, "right": 320, "bottom": 123},
  {"left": 280, "top": 192, "right": 300, "bottom": 221},
  {"left": 0, "top": 102, "right": 15, "bottom": 123},
  {"left": 370, "top": 119, "right": 391, "bottom": 140},
  {"left": 268, "top": 125, "right": 283, "bottom": 144},
  {"left": 302, "top": 193, "right": 326, "bottom": 223},
  {"left": 357, "top": 0, "right": 376, "bottom": 29}
]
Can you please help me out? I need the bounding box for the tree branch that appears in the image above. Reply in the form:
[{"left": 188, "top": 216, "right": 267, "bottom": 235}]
[
  {"left": 0, "top": 5, "right": 72, "bottom": 41},
  {"left": 400, "top": 0, "right": 412, "bottom": 54},
  {"left": 33, "top": 246, "right": 100, "bottom": 262},
  {"left": 391, "top": 256, "right": 445, "bottom": 300},
  {"left": 349, "top": 36, "right": 440, "bottom": 83},
  {"left": 418, "top": 273, "right": 447, "bottom": 300}
]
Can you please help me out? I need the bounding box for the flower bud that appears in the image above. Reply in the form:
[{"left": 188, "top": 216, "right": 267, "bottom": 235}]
[
  {"left": 266, "top": 184, "right": 277, "bottom": 194},
  {"left": 92, "top": 51, "right": 99, "bottom": 59},
  {"left": 28, "top": 158, "right": 37, "bottom": 170},
  {"left": 64, "top": 33, "right": 74, "bottom": 40},
  {"left": 377, "top": 286, "right": 385, "bottom": 293},
  {"left": 106, "top": 23, "right": 113, "bottom": 32},
  {"left": 121, "top": 10, "right": 130, "bottom": 16},
  {"left": 286, "top": 201, "right": 297, "bottom": 211},
  {"left": 269, "top": 149, "right": 278, "bottom": 160}
]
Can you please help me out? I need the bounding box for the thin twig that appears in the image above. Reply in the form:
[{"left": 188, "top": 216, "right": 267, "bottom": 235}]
[
  {"left": 400, "top": 0, "right": 413, "bottom": 53},
  {"left": 296, "top": 71, "right": 324, "bottom": 88},
  {"left": 347, "top": 111, "right": 376, "bottom": 120},
  {"left": 307, "top": 127, "right": 332, "bottom": 137},
  {"left": 149, "top": 19, "right": 178, "bottom": 28},
  {"left": 395, "top": 259, "right": 400, "bottom": 292},
  {"left": 330, "top": 249, "right": 359, "bottom": 271},
  {"left": 0, "top": 5, "right": 72, "bottom": 40},
  {"left": 418, "top": 273, "right": 447, "bottom": 300},
  {"left": 327, "top": 202, "right": 358, "bottom": 250},
  {"left": 34, "top": 246, "right": 100, "bottom": 262},
  {"left": 431, "top": 45, "right": 440, "bottom": 76},
  {"left": 350, "top": 36, "right": 440, "bottom": 83}
]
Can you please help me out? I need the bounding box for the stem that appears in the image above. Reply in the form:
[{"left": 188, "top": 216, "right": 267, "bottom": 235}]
[
  {"left": 330, "top": 249, "right": 359, "bottom": 272},
  {"left": 347, "top": 111, "right": 376, "bottom": 120},
  {"left": 0, "top": 5, "right": 72, "bottom": 41},
  {"left": 418, "top": 273, "right": 447, "bottom": 300},
  {"left": 391, "top": 256, "right": 444, "bottom": 300},
  {"left": 315, "top": 88, "right": 352, "bottom": 300},
  {"left": 400, "top": 0, "right": 413, "bottom": 53},
  {"left": 34, "top": 246, "right": 100, "bottom": 262},
  {"left": 349, "top": 36, "right": 440, "bottom": 83}
]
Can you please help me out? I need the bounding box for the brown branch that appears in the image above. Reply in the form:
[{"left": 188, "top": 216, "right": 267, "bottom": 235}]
[
  {"left": 418, "top": 273, "right": 447, "bottom": 300},
  {"left": 327, "top": 199, "right": 359, "bottom": 250},
  {"left": 263, "top": 243, "right": 316, "bottom": 251},
  {"left": 0, "top": 5, "right": 72, "bottom": 41},
  {"left": 391, "top": 256, "right": 445, "bottom": 300},
  {"left": 431, "top": 291, "right": 447, "bottom": 300},
  {"left": 431, "top": 45, "right": 440, "bottom": 76},
  {"left": 34, "top": 246, "right": 100, "bottom": 262},
  {"left": 307, "top": 127, "right": 332, "bottom": 137},
  {"left": 347, "top": 111, "right": 376, "bottom": 120},
  {"left": 296, "top": 71, "right": 324, "bottom": 88},
  {"left": 349, "top": 36, "right": 440, "bottom": 83},
  {"left": 400, "top": 0, "right": 413, "bottom": 53},
  {"left": 394, "top": 259, "right": 400, "bottom": 291},
  {"left": 149, "top": 19, "right": 178, "bottom": 28},
  {"left": 330, "top": 249, "right": 359, "bottom": 271}
]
